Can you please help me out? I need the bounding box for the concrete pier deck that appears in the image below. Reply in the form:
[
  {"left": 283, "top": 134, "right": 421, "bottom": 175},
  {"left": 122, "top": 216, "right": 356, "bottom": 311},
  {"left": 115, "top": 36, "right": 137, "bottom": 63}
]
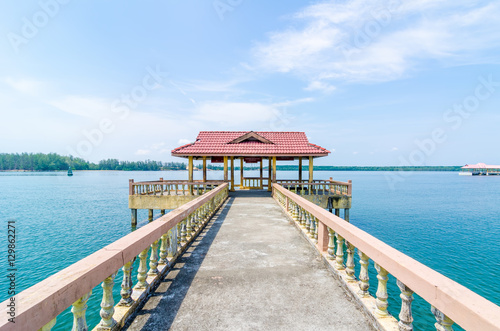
[{"left": 124, "top": 191, "right": 373, "bottom": 331}]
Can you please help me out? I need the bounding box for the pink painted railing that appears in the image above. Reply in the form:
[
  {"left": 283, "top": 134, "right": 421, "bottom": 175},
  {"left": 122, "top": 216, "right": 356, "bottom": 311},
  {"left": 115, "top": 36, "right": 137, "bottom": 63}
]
[
  {"left": 129, "top": 178, "right": 226, "bottom": 196},
  {"left": 273, "top": 183, "right": 500, "bottom": 331},
  {"left": 276, "top": 178, "right": 352, "bottom": 196},
  {"left": 0, "top": 184, "right": 229, "bottom": 331}
]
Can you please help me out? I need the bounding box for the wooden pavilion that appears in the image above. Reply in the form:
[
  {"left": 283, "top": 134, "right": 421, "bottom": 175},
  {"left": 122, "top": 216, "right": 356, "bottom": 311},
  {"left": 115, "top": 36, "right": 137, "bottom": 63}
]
[{"left": 171, "top": 131, "right": 330, "bottom": 191}]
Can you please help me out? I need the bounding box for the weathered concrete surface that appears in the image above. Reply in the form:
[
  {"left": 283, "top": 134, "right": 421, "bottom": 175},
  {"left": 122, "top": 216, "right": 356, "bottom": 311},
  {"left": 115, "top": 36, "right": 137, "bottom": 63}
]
[
  {"left": 124, "top": 191, "right": 373, "bottom": 331},
  {"left": 129, "top": 195, "right": 198, "bottom": 210}
]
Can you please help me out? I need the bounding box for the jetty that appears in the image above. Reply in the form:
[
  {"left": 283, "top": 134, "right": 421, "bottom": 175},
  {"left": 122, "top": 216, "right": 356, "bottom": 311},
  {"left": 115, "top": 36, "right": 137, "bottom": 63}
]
[{"left": 2, "top": 131, "right": 500, "bottom": 331}]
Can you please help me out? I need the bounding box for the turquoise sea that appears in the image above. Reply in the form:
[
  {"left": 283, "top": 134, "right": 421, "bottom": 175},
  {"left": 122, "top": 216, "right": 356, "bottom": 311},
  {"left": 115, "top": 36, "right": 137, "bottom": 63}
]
[{"left": 1, "top": 170, "right": 499, "bottom": 330}]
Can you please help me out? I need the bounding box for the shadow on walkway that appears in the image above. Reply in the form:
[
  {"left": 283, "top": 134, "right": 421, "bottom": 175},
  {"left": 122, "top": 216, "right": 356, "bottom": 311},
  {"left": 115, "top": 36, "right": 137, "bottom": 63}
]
[{"left": 123, "top": 197, "right": 234, "bottom": 331}]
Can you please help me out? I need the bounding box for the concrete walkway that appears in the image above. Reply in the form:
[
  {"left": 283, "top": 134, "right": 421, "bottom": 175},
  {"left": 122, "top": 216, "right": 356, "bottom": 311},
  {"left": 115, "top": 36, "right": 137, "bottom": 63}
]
[{"left": 124, "top": 191, "right": 373, "bottom": 331}]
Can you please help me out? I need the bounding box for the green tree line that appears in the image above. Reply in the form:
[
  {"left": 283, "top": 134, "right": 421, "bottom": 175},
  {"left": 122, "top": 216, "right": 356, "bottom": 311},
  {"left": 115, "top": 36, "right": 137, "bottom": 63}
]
[
  {"left": 0, "top": 153, "right": 187, "bottom": 171},
  {"left": 0, "top": 153, "right": 462, "bottom": 172}
]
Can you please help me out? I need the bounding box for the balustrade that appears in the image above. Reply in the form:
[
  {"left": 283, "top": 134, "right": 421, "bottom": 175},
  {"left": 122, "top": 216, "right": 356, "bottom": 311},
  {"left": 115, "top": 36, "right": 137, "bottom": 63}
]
[
  {"left": 272, "top": 184, "right": 500, "bottom": 331},
  {"left": 10, "top": 184, "right": 229, "bottom": 331}
]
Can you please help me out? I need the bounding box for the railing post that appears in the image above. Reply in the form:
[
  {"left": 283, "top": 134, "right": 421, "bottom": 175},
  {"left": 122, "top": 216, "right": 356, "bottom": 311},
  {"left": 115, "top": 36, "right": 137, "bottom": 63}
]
[
  {"left": 327, "top": 229, "right": 335, "bottom": 260},
  {"left": 135, "top": 248, "right": 149, "bottom": 289},
  {"left": 119, "top": 258, "right": 136, "bottom": 306},
  {"left": 71, "top": 290, "right": 91, "bottom": 331},
  {"left": 374, "top": 263, "right": 389, "bottom": 317},
  {"left": 317, "top": 221, "right": 328, "bottom": 252},
  {"left": 358, "top": 251, "right": 370, "bottom": 297},
  {"left": 397, "top": 280, "right": 414, "bottom": 331},
  {"left": 335, "top": 234, "right": 345, "bottom": 270},
  {"left": 347, "top": 180, "right": 352, "bottom": 195},
  {"left": 129, "top": 179, "right": 134, "bottom": 195},
  {"left": 431, "top": 306, "right": 455, "bottom": 331},
  {"left": 39, "top": 317, "right": 57, "bottom": 331},
  {"left": 97, "top": 272, "right": 118, "bottom": 330},
  {"left": 345, "top": 243, "right": 356, "bottom": 281},
  {"left": 148, "top": 240, "right": 159, "bottom": 275}
]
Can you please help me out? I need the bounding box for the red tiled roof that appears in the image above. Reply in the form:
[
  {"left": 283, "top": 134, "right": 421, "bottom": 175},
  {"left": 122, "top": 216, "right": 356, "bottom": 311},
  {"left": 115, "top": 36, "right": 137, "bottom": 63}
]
[{"left": 171, "top": 131, "right": 330, "bottom": 157}]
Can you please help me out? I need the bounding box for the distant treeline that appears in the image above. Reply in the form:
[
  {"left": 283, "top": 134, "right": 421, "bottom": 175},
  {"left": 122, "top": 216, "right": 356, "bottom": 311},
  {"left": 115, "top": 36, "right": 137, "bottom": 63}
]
[
  {"left": 0, "top": 153, "right": 462, "bottom": 172},
  {"left": 275, "top": 165, "right": 462, "bottom": 171},
  {"left": 0, "top": 153, "right": 186, "bottom": 171}
]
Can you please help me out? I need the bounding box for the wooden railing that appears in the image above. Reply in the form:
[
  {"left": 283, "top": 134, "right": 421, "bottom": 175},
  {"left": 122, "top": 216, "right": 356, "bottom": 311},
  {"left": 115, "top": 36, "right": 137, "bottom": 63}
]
[
  {"left": 0, "top": 184, "right": 229, "bottom": 331},
  {"left": 276, "top": 178, "right": 352, "bottom": 196},
  {"left": 272, "top": 183, "right": 500, "bottom": 331},
  {"left": 129, "top": 179, "right": 226, "bottom": 196}
]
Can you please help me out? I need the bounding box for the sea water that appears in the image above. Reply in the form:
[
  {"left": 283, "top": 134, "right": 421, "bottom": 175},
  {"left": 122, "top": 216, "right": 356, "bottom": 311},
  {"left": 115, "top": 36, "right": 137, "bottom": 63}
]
[{"left": 0, "top": 170, "right": 498, "bottom": 330}]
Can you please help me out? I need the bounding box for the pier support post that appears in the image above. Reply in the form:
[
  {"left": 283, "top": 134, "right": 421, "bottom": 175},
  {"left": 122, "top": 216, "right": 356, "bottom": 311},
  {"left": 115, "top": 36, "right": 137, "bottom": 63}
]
[
  {"left": 148, "top": 209, "right": 153, "bottom": 222},
  {"left": 131, "top": 209, "right": 137, "bottom": 226},
  {"left": 344, "top": 209, "right": 350, "bottom": 222},
  {"left": 161, "top": 210, "right": 165, "bottom": 215}
]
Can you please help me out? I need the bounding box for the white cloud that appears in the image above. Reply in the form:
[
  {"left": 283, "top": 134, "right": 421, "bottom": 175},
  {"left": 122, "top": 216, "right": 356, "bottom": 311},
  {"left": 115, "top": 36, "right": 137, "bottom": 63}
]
[
  {"left": 4, "top": 77, "right": 46, "bottom": 96},
  {"left": 177, "top": 139, "right": 192, "bottom": 145},
  {"left": 49, "top": 96, "right": 111, "bottom": 119},
  {"left": 135, "top": 149, "right": 151, "bottom": 156},
  {"left": 193, "top": 101, "right": 281, "bottom": 126},
  {"left": 305, "top": 81, "right": 336, "bottom": 93},
  {"left": 252, "top": 0, "right": 500, "bottom": 86}
]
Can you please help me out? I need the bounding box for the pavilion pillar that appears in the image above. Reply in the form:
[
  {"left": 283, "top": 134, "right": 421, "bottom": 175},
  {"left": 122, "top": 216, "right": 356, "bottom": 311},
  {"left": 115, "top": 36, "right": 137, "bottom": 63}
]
[
  {"left": 240, "top": 157, "right": 244, "bottom": 189},
  {"left": 260, "top": 159, "right": 263, "bottom": 189},
  {"left": 309, "top": 156, "right": 314, "bottom": 183},
  {"left": 223, "top": 156, "right": 228, "bottom": 182},
  {"left": 202, "top": 156, "right": 207, "bottom": 182},
  {"left": 299, "top": 157, "right": 303, "bottom": 182},
  {"left": 272, "top": 156, "right": 277, "bottom": 183},
  {"left": 230, "top": 156, "right": 235, "bottom": 191},
  {"left": 268, "top": 158, "right": 272, "bottom": 191},
  {"left": 188, "top": 156, "right": 194, "bottom": 195},
  {"left": 188, "top": 156, "right": 194, "bottom": 182}
]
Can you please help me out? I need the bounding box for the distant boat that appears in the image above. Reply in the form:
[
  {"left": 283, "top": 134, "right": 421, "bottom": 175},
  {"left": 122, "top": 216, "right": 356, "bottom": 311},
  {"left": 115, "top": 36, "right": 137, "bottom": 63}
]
[
  {"left": 68, "top": 167, "right": 73, "bottom": 176},
  {"left": 460, "top": 163, "right": 500, "bottom": 176}
]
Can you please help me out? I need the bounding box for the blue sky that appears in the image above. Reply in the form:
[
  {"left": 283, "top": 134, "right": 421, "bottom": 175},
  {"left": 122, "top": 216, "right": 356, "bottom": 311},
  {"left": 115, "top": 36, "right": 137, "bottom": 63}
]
[{"left": 0, "top": 0, "right": 499, "bottom": 165}]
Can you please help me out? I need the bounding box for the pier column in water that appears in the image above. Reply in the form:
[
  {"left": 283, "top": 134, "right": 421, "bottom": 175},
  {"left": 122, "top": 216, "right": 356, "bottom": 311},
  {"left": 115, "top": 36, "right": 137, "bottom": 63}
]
[
  {"left": 131, "top": 209, "right": 138, "bottom": 226},
  {"left": 344, "top": 209, "right": 350, "bottom": 222},
  {"left": 148, "top": 209, "right": 154, "bottom": 222}
]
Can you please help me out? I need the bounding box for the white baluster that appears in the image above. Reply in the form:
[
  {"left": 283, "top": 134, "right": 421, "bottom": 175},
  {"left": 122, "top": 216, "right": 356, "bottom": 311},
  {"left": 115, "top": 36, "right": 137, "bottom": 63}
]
[
  {"left": 335, "top": 234, "right": 345, "bottom": 270},
  {"left": 71, "top": 290, "right": 92, "bottom": 331},
  {"left": 38, "top": 317, "right": 57, "bottom": 331},
  {"left": 327, "top": 228, "right": 335, "bottom": 260},
  {"left": 135, "top": 248, "right": 149, "bottom": 289},
  {"left": 119, "top": 258, "right": 136, "bottom": 306},
  {"left": 431, "top": 306, "right": 455, "bottom": 331},
  {"left": 374, "top": 263, "right": 389, "bottom": 317},
  {"left": 97, "top": 272, "right": 117, "bottom": 330},
  {"left": 158, "top": 233, "right": 169, "bottom": 265},
  {"left": 358, "top": 250, "right": 370, "bottom": 296},
  {"left": 345, "top": 242, "right": 356, "bottom": 281},
  {"left": 148, "top": 240, "right": 159, "bottom": 275},
  {"left": 397, "top": 280, "right": 414, "bottom": 331}
]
